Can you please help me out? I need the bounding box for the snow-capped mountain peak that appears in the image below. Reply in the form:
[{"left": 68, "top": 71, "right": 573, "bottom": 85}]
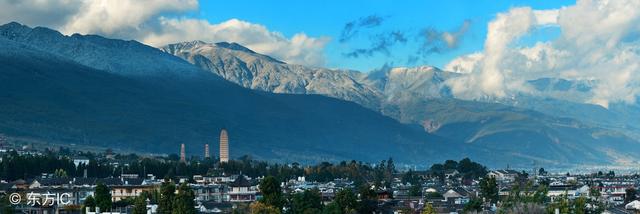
[{"left": 160, "top": 41, "right": 382, "bottom": 109}]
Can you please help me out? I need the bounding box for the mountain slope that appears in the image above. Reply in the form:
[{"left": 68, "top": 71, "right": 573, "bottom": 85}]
[
  {"left": 386, "top": 98, "right": 640, "bottom": 165},
  {"left": 0, "top": 22, "right": 202, "bottom": 77},
  {"left": 160, "top": 41, "right": 382, "bottom": 109}
]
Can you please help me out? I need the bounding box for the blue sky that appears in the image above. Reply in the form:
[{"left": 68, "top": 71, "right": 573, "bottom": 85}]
[{"left": 197, "top": 0, "right": 575, "bottom": 71}]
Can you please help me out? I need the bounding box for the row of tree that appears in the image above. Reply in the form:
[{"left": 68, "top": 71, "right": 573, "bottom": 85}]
[
  {"left": 466, "top": 175, "right": 608, "bottom": 214},
  {"left": 81, "top": 180, "right": 197, "bottom": 214},
  {"left": 248, "top": 175, "right": 382, "bottom": 214}
]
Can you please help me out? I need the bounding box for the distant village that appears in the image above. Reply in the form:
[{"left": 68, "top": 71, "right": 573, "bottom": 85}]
[{"left": 0, "top": 131, "right": 639, "bottom": 214}]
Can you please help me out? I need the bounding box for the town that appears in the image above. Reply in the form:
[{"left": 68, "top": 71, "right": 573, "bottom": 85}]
[{"left": 0, "top": 131, "right": 639, "bottom": 214}]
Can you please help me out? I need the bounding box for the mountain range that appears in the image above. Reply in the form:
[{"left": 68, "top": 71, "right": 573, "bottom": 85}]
[
  {"left": 161, "top": 40, "right": 640, "bottom": 167},
  {"left": 1, "top": 22, "right": 639, "bottom": 168}
]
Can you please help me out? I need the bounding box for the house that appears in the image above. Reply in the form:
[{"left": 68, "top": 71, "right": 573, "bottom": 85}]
[
  {"left": 12, "top": 179, "right": 30, "bottom": 190},
  {"left": 197, "top": 201, "right": 233, "bottom": 213},
  {"left": 443, "top": 188, "right": 470, "bottom": 205},
  {"left": 29, "top": 178, "right": 72, "bottom": 189},
  {"left": 487, "top": 170, "right": 520, "bottom": 183},
  {"left": 443, "top": 189, "right": 462, "bottom": 201},
  {"left": 110, "top": 178, "right": 156, "bottom": 201},
  {"left": 547, "top": 185, "right": 590, "bottom": 201},
  {"left": 228, "top": 175, "right": 256, "bottom": 202}
]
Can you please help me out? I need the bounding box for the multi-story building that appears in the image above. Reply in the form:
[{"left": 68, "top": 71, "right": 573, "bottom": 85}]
[
  {"left": 193, "top": 184, "right": 228, "bottom": 202},
  {"left": 228, "top": 175, "right": 256, "bottom": 202}
]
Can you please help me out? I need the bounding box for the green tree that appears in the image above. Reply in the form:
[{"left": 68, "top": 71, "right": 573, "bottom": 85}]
[
  {"left": 590, "top": 187, "right": 601, "bottom": 198},
  {"left": 260, "top": 176, "right": 284, "bottom": 209},
  {"left": 94, "top": 183, "right": 112, "bottom": 212},
  {"left": 132, "top": 196, "right": 148, "bottom": 214},
  {"left": 463, "top": 198, "right": 483, "bottom": 213},
  {"left": 357, "top": 184, "right": 378, "bottom": 214},
  {"left": 574, "top": 196, "right": 586, "bottom": 214},
  {"left": 158, "top": 180, "right": 176, "bottom": 214},
  {"left": 538, "top": 168, "right": 546, "bottom": 176},
  {"left": 84, "top": 195, "right": 96, "bottom": 212},
  {"left": 291, "top": 189, "right": 322, "bottom": 214},
  {"left": 334, "top": 189, "right": 357, "bottom": 213},
  {"left": 531, "top": 185, "right": 548, "bottom": 204},
  {"left": 625, "top": 188, "right": 637, "bottom": 203},
  {"left": 250, "top": 201, "right": 281, "bottom": 214},
  {"left": 54, "top": 168, "right": 68, "bottom": 178},
  {"left": 547, "top": 192, "right": 570, "bottom": 214},
  {"left": 322, "top": 202, "right": 342, "bottom": 214},
  {"left": 172, "top": 183, "right": 197, "bottom": 214},
  {"left": 409, "top": 183, "right": 423, "bottom": 197},
  {"left": 480, "top": 176, "right": 499, "bottom": 204},
  {"left": 422, "top": 203, "right": 435, "bottom": 214}
]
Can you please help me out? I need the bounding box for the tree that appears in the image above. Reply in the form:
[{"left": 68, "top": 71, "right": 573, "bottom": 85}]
[
  {"left": 84, "top": 195, "right": 96, "bottom": 212},
  {"left": 422, "top": 203, "right": 435, "bottom": 214},
  {"left": 158, "top": 180, "right": 176, "bottom": 214},
  {"left": 322, "top": 202, "right": 342, "bottom": 214},
  {"left": 250, "top": 201, "right": 281, "bottom": 214},
  {"left": 456, "top": 158, "right": 487, "bottom": 179},
  {"left": 94, "top": 183, "right": 112, "bottom": 212},
  {"left": 357, "top": 184, "right": 378, "bottom": 214},
  {"left": 409, "top": 183, "right": 423, "bottom": 197},
  {"left": 172, "top": 183, "right": 197, "bottom": 214},
  {"left": 590, "top": 187, "right": 601, "bottom": 198},
  {"left": 0, "top": 195, "right": 14, "bottom": 214},
  {"left": 386, "top": 158, "right": 395, "bottom": 181},
  {"left": 480, "top": 176, "right": 499, "bottom": 204},
  {"left": 547, "top": 192, "right": 570, "bottom": 214},
  {"left": 291, "top": 189, "right": 322, "bottom": 214},
  {"left": 132, "top": 196, "right": 148, "bottom": 214},
  {"left": 574, "top": 196, "right": 586, "bottom": 214},
  {"left": 538, "top": 168, "right": 546, "bottom": 176},
  {"left": 531, "top": 185, "right": 548, "bottom": 204},
  {"left": 463, "top": 198, "right": 483, "bottom": 213},
  {"left": 626, "top": 188, "right": 637, "bottom": 203},
  {"left": 334, "top": 189, "right": 357, "bottom": 213},
  {"left": 259, "top": 176, "right": 284, "bottom": 209},
  {"left": 443, "top": 160, "right": 458, "bottom": 170},
  {"left": 54, "top": 168, "right": 68, "bottom": 178}
]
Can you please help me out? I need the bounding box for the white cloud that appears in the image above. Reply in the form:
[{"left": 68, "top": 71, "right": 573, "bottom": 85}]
[
  {"left": 61, "top": 0, "right": 198, "bottom": 37},
  {"left": 0, "top": 0, "right": 82, "bottom": 28},
  {"left": 444, "top": 52, "right": 482, "bottom": 73},
  {"left": 445, "top": 7, "right": 539, "bottom": 99},
  {"left": 144, "top": 18, "right": 330, "bottom": 66},
  {"left": 0, "top": 0, "right": 330, "bottom": 67},
  {"left": 444, "top": 0, "right": 640, "bottom": 108}
]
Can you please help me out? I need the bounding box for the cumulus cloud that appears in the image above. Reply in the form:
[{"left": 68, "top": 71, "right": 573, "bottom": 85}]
[
  {"left": 444, "top": 52, "right": 482, "bottom": 73},
  {"left": 144, "top": 18, "right": 330, "bottom": 66},
  {"left": 61, "top": 0, "right": 198, "bottom": 38},
  {"left": 0, "top": 0, "right": 330, "bottom": 67},
  {"left": 0, "top": 0, "right": 82, "bottom": 28},
  {"left": 444, "top": 0, "right": 640, "bottom": 108},
  {"left": 340, "top": 15, "right": 386, "bottom": 42},
  {"left": 418, "top": 20, "right": 472, "bottom": 55}
]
